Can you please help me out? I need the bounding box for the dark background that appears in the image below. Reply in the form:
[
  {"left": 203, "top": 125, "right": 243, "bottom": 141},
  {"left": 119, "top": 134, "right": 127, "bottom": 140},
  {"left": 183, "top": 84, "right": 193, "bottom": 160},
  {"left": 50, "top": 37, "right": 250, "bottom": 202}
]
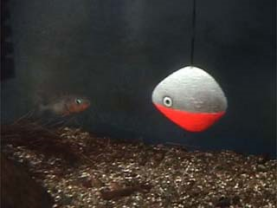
[{"left": 1, "top": 0, "right": 276, "bottom": 156}]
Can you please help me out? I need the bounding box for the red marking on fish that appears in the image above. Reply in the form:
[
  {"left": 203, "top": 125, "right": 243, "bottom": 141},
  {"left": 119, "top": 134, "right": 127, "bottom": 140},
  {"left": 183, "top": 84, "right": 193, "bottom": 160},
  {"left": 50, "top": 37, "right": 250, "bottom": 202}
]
[
  {"left": 154, "top": 103, "right": 225, "bottom": 132},
  {"left": 65, "top": 99, "right": 90, "bottom": 115}
]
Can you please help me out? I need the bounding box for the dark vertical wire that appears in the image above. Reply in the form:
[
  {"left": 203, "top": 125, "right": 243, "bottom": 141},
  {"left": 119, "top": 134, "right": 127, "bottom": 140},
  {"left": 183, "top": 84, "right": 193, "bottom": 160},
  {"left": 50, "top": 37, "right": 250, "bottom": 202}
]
[
  {"left": 190, "top": 0, "right": 197, "bottom": 66},
  {"left": 1, "top": 0, "right": 15, "bottom": 81}
]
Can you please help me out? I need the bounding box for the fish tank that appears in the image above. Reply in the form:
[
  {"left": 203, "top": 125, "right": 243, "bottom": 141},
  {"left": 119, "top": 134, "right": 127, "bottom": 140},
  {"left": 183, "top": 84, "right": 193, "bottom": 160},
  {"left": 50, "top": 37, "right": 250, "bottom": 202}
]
[{"left": 1, "top": 0, "right": 276, "bottom": 207}]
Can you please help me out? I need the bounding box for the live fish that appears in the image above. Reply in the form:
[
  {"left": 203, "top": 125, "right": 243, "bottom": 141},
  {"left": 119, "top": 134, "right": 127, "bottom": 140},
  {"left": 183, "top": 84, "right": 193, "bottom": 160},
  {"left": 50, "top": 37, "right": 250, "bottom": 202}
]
[
  {"left": 38, "top": 95, "right": 90, "bottom": 117},
  {"left": 152, "top": 66, "right": 227, "bottom": 132}
]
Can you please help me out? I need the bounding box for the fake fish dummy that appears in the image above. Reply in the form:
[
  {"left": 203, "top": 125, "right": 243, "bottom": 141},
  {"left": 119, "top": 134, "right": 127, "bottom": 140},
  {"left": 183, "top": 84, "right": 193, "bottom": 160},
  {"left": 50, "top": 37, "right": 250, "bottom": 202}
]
[{"left": 152, "top": 66, "right": 227, "bottom": 132}]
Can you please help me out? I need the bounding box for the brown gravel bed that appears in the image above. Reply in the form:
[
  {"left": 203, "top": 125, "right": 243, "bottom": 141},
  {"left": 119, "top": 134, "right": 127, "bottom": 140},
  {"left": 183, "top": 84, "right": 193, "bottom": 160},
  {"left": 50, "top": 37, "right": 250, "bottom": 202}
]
[{"left": 1, "top": 121, "right": 277, "bottom": 208}]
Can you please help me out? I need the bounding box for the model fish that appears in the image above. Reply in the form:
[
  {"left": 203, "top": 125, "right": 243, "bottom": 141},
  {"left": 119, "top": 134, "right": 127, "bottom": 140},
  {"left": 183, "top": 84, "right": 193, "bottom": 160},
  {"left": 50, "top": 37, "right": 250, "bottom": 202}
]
[
  {"left": 38, "top": 95, "right": 90, "bottom": 117},
  {"left": 152, "top": 66, "right": 227, "bottom": 132}
]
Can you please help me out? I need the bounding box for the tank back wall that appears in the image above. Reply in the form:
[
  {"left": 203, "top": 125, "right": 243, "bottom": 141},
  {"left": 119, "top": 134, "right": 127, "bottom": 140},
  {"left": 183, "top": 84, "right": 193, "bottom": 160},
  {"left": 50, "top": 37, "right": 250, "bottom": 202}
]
[{"left": 1, "top": 0, "right": 275, "bottom": 156}]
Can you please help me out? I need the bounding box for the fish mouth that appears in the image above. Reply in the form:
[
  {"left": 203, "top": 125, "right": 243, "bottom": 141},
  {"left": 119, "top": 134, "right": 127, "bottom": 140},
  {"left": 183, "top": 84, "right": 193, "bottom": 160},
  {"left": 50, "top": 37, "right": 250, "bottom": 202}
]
[
  {"left": 153, "top": 103, "right": 225, "bottom": 132},
  {"left": 81, "top": 102, "right": 90, "bottom": 111},
  {"left": 84, "top": 101, "right": 90, "bottom": 106}
]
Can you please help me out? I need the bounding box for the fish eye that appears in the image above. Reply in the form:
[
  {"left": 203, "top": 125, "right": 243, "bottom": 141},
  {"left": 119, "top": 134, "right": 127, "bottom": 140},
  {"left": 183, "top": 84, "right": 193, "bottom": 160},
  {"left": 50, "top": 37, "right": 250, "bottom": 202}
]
[
  {"left": 75, "top": 98, "right": 82, "bottom": 105},
  {"left": 163, "top": 96, "right": 173, "bottom": 107}
]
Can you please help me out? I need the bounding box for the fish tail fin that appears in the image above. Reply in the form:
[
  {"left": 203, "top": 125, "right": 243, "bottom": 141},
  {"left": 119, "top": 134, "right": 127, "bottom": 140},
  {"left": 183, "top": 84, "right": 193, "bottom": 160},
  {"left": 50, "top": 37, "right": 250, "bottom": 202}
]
[
  {"left": 32, "top": 104, "right": 47, "bottom": 118},
  {"left": 38, "top": 104, "right": 48, "bottom": 112},
  {"left": 32, "top": 91, "right": 51, "bottom": 117}
]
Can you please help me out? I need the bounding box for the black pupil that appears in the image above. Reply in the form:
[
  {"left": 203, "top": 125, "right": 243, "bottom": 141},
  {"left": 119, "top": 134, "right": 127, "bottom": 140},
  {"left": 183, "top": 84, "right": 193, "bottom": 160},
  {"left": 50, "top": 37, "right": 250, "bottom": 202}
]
[
  {"left": 76, "top": 99, "right": 81, "bottom": 104},
  {"left": 165, "top": 98, "right": 171, "bottom": 105}
]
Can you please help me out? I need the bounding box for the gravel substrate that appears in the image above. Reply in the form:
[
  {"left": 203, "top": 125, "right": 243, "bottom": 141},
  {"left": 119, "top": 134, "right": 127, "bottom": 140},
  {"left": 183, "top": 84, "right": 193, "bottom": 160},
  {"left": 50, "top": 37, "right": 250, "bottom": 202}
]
[{"left": 2, "top": 121, "right": 277, "bottom": 208}]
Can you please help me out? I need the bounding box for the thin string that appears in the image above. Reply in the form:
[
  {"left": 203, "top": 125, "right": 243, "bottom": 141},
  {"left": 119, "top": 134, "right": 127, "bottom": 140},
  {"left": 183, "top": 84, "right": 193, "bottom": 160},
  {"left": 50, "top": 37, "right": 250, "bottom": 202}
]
[{"left": 190, "top": 0, "right": 197, "bottom": 66}]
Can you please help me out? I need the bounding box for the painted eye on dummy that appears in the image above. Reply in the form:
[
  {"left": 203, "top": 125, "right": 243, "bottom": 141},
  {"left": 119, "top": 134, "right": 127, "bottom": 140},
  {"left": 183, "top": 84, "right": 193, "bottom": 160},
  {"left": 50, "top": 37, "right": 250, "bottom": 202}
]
[
  {"left": 75, "top": 98, "right": 82, "bottom": 105},
  {"left": 163, "top": 96, "right": 173, "bottom": 107}
]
